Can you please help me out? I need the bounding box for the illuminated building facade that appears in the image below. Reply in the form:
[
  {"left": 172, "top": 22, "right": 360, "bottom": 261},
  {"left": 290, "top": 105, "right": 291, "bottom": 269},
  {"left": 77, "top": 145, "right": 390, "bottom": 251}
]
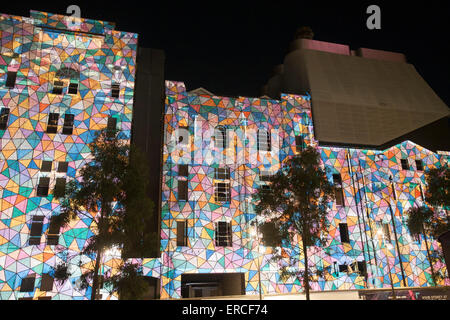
[
  {"left": 140, "top": 80, "right": 449, "bottom": 299},
  {"left": 0, "top": 10, "right": 137, "bottom": 299},
  {"left": 0, "top": 9, "right": 448, "bottom": 301}
]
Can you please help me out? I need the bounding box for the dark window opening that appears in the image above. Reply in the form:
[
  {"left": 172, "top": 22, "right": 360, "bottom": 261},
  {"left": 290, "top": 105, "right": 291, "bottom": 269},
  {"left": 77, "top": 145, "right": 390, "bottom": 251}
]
[
  {"left": 295, "top": 135, "right": 303, "bottom": 153},
  {"left": 176, "top": 220, "right": 188, "bottom": 247},
  {"left": 0, "top": 108, "right": 10, "bottom": 130},
  {"left": 52, "top": 80, "right": 64, "bottom": 95},
  {"left": 415, "top": 160, "right": 423, "bottom": 171},
  {"left": 29, "top": 216, "right": 44, "bottom": 245},
  {"left": 178, "top": 180, "right": 188, "bottom": 201},
  {"left": 214, "top": 126, "right": 227, "bottom": 149},
  {"left": 111, "top": 83, "right": 120, "bottom": 98},
  {"left": 46, "top": 113, "right": 59, "bottom": 134},
  {"left": 357, "top": 261, "right": 367, "bottom": 277},
  {"left": 5, "top": 71, "right": 17, "bottom": 88},
  {"left": 339, "top": 223, "right": 350, "bottom": 243},
  {"left": 257, "top": 129, "right": 271, "bottom": 151},
  {"left": 20, "top": 275, "right": 36, "bottom": 292},
  {"left": 338, "top": 264, "right": 348, "bottom": 273},
  {"left": 57, "top": 161, "right": 69, "bottom": 173},
  {"left": 215, "top": 167, "right": 230, "bottom": 180},
  {"left": 382, "top": 223, "right": 391, "bottom": 241},
  {"left": 333, "top": 174, "right": 344, "bottom": 207},
  {"left": 214, "top": 182, "right": 230, "bottom": 202},
  {"left": 400, "top": 159, "right": 409, "bottom": 170},
  {"left": 40, "top": 274, "right": 54, "bottom": 291},
  {"left": 68, "top": 82, "right": 78, "bottom": 95},
  {"left": 40, "top": 160, "right": 52, "bottom": 172},
  {"left": 47, "top": 216, "right": 61, "bottom": 245},
  {"left": 62, "top": 114, "right": 74, "bottom": 135},
  {"left": 215, "top": 221, "right": 232, "bottom": 247},
  {"left": 107, "top": 117, "right": 117, "bottom": 137},
  {"left": 36, "top": 177, "right": 50, "bottom": 197},
  {"left": 53, "top": 178, "right": 66, "bottom": 198},
  {"left": 260, "top": 184, "right": 271, "bottom": 194},
  {"left": 179, "top": 165, "right": 189, "bottom": 177}
]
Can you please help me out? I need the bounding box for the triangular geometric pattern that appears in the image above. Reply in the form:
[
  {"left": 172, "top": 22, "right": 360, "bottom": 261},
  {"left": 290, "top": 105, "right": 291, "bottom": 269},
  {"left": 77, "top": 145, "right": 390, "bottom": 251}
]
[
  {"left": 0, "top": 11, "right": 136, "bottom": 299},
  {"left": 151, "top": 80, "right": 449, "bottom": 299}
]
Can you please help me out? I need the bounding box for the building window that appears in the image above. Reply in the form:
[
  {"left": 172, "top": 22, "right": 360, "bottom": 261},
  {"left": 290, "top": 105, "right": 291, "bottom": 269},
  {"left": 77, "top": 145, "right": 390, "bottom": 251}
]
[
  {"left": 40, "top": 274, "right": 54, "bottom": 291},
  {"left": 295, "top": 135, "right": 303, "bottom": 153},
  {"left": 107, "top": 117, "right": 117, "bottom": 137},
  {"left": 62, "top": 114, "right": 74, "bottom": 135},
  {"left": 179, "top": 165, "right": 189, "bottom": 177},
  {"left": 215, "top": 221, "right": 232, "bottom": 247},
  {"left": 400, "top": 159, "right": 409, "bottom": 170},
  {"left": 259, "top": 170, "right": 272, "bottom": 182},
  {"left": 47, "top": 216, "right": 61, "bottom": 245},
  {"left": 0, "top": 108, "right": 10, "bottom": 130},
  {"left": 178, "top": 180, "right": 188, "bottom": 201},
  {"left": 57, "top": 161, "right": 69, "bottom": 173},
  {"left": 111, "top": 83, "right": 120, "bottom": 98},
  {"left": 46, "top": 113, "right": 59, "bottom": 134},
  {"left": 339, "top": 223, "right": 350, "bottom": 243},
  {"left": 338, "top": 264, "right": 348, "bottom": 273},
  {"left": 52, "top": 80, "right": 65, "bottom": 94},
  {"left": 29, "top": 216, "right": 44, "bottom": 245},
  {"left": 37, "top": 177, "right": 50, "bottom": 197},
  {"left": 415, "top": 160, "right": 423, "bottom": 171},
  {"left": 333, "top": 174, "right": 344, "bottom": 207},
  {"left": 177, "top": 126, "right": 189, "bottom": 145},
  {"left": 68, "top": 82, "right": 78, "bottom": 95},
  {"left": 356, "top": 261, "right": 367, "bottom": 277},
  {"left": 176, "top": 220, "right": 188, "bottom": 247},
  {"left": 54, "top": 178, "right": 66, "bottom": 198},
  {"left": 257, "top": 129, "right": 271, "bottom": 151},
  {"left": 20, "top": 275, "right": 36, "bottom": 292},
  {"left": 214, "top": 126, "right": 227, "bottom": 149},
  {"left": 40, "top": 160, "right": 52, "bottom": 172},
  {"left": 215, "top": 167, "right": 230, "bottom": 180},
  {"left": 5, "top": 71, "right": 17, "bottom": 88},
  {"left": 214, "top": 182, "right": 230, "bottom": 202},
  {"left": 382, "top": 223, "right": 391, "bottom": 241}
]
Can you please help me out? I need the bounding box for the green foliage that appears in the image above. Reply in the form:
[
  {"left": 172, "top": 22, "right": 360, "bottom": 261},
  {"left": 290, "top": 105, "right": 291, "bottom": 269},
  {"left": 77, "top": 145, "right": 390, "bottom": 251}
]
[
  {"left": 425, "top": 165, "right": 450, "bottom": 210},
  {"left": 53, "top": 262, "right": 71, "bottom": 284},
  {"left": 105, "top": 262, "right": 151, "bottom": 300},
  {"left": 406, "top": 206, "right": 434, "bottom": 237},
  {"left": 254, "top": 146, "right": 334, "bottom": 298},
  {"left": 51, "top": 129, "right": 157, "bottom": 299}
]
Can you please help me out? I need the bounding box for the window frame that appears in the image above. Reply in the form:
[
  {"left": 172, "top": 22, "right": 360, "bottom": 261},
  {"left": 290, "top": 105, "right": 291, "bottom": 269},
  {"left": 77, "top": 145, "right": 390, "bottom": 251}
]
[
  {"left": 46, "top": 113, "right": 59, "bottom": 134},
  {"left": 176, "top": 220, "right": 188, "bottom": 247},
  {"left": 0, "top": 107, "right": 10, "bottom": 130},
  {"left": 215, "top": 221, "right": 232, "bottom": 247},
  {"left": 339, "top": 222, "right": 350, "bottom": 243},
  {"left": 257, "top": 129, "right": 271, "bottom": 152}
]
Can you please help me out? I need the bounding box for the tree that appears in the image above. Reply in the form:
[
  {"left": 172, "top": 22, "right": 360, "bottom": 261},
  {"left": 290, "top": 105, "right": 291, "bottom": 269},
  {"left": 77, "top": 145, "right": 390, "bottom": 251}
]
[
  {"left": 54, "top": 129, "right": 157, "bottom": 299},
  {"left": 254, "top": 146, "right": 334, "bottom": 300},
  {"left": 425, "top": 165, "right": 450, "bottom": 226},
  {"left": 406, "top": 206, "right": 439, "bottom": 285},
  {"left": 105, "top": 262, "right": 151, "bottom": 300}
]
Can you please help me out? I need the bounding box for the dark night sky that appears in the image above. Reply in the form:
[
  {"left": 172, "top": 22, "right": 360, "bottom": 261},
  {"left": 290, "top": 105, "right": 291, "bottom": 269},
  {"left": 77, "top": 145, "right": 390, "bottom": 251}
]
[{"left": 3, "top": 1, "right": 450, "bottom": 106}]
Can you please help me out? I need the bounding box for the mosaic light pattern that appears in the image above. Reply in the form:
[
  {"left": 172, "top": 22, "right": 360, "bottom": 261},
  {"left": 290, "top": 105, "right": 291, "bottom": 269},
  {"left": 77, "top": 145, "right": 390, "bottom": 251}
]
[
  {"left": 143, "top": 80, "right": 449, "bottom": 299},
  {"left": 0, "top": 11, "right": 137, "bottom": 299}
]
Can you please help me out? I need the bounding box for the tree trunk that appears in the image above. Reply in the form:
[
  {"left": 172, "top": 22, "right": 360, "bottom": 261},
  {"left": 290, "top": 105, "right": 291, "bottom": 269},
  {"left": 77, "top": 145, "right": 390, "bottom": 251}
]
[
  {"left": 422, "top": 228, "right": 437, "bottom": 286},
  {"left": 302, "top": 237, "right": 310, "bottom": 300},
  {"left": 90, "top": 248, "right": 102, "bottom": 300}
]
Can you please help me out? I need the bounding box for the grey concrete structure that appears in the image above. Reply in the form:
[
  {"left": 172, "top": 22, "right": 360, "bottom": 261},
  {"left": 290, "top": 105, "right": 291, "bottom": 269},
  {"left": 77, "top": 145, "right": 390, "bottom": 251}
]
[{"left": 263, "top": 37, "right": 450, "bottom": 149}]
